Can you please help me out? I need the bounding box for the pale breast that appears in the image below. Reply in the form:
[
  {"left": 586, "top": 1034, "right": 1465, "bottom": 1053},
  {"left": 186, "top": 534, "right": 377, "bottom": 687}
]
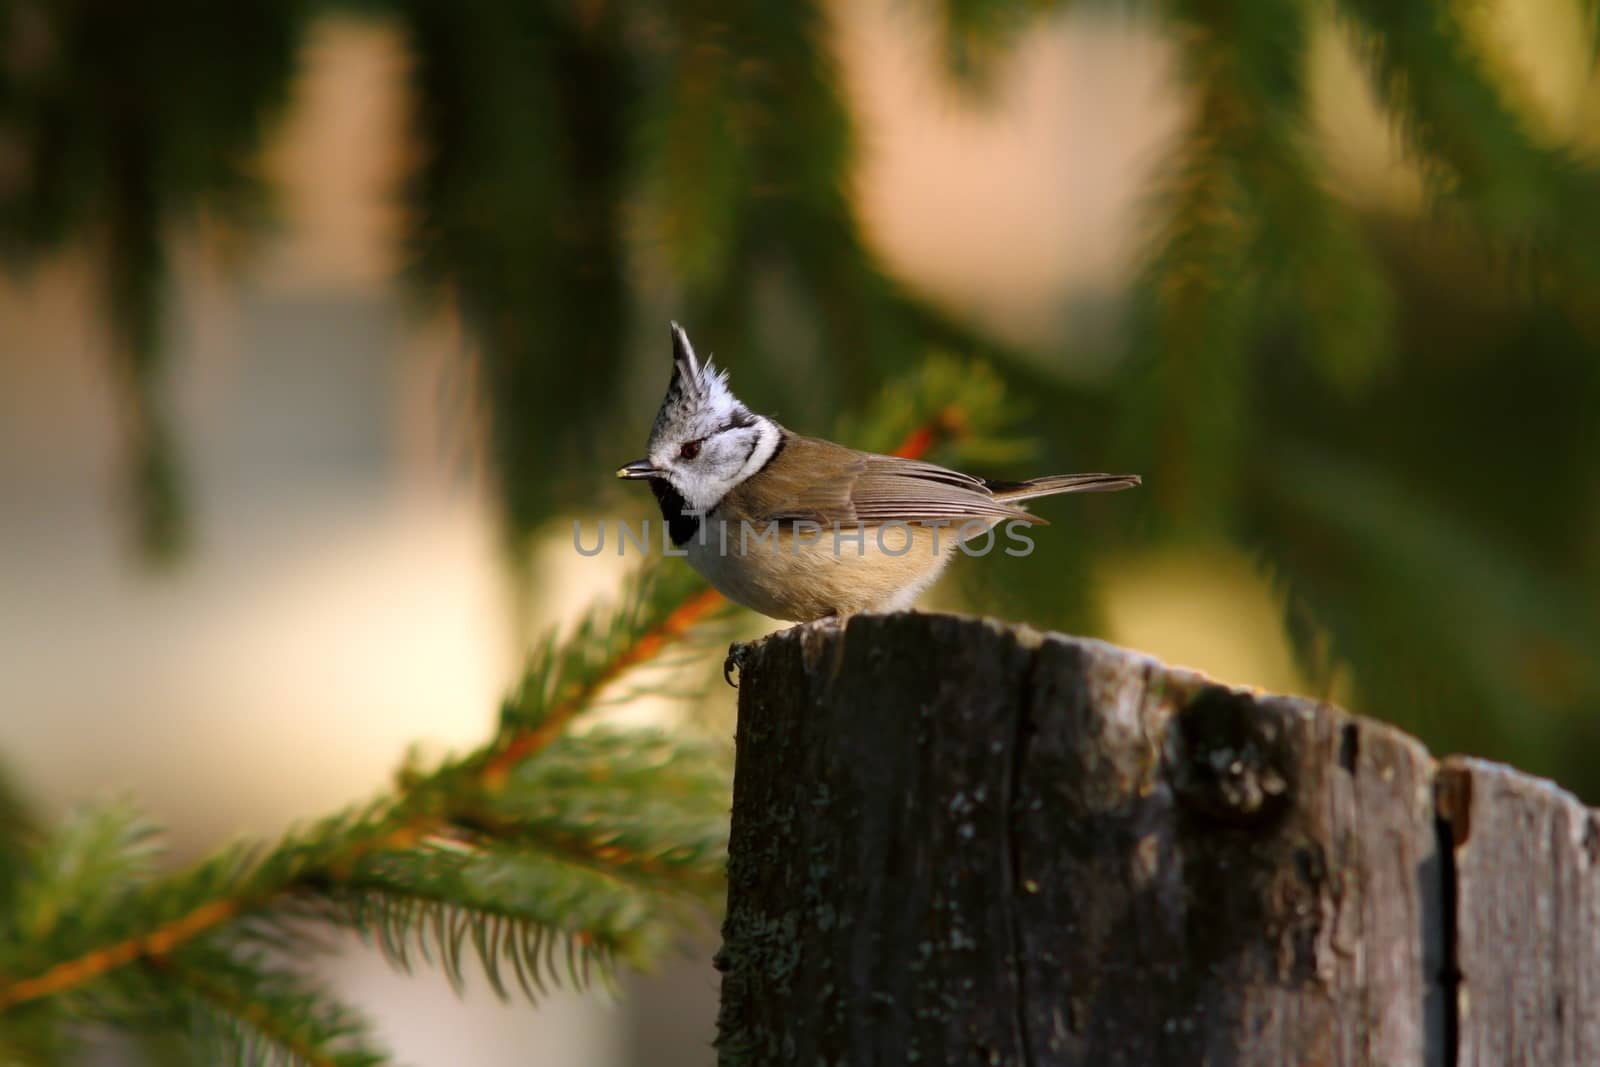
[{"left": 681, "top": 518, "right": 992, "bottom": 621}]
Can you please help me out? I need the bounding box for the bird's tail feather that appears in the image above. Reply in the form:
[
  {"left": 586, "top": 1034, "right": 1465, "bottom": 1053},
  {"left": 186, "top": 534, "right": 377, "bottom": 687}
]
[{"left": 986, "top": 473, "right": 1141, "bottom": 503}]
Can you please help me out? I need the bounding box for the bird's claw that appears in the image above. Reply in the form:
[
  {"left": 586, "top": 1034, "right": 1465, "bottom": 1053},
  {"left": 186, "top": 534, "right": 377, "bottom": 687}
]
[{"left": 723, "top": 641, "right": 751, "bottom": 688}]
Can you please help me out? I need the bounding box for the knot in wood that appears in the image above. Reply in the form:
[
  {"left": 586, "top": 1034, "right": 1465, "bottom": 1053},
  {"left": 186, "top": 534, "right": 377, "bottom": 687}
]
[{"left": 1169, "top": 685, "right": 1293, "bottom": 827}]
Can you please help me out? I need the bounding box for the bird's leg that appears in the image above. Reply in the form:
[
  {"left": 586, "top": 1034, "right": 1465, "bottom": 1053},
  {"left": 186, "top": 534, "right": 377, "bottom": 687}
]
[{"left": 723, "top": 641, "right": 751, "bottom": 688}]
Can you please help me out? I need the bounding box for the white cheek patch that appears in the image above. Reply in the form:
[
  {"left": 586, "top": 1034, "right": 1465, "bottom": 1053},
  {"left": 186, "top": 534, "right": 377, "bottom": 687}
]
[{"left": 735, "top": 419, "right": 781, "bottom": 482}]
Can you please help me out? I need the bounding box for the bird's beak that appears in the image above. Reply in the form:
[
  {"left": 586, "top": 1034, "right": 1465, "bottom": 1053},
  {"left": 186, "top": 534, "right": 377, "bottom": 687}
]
[{"left": 616, "top": 459, "right": 660, "bottom": 480}]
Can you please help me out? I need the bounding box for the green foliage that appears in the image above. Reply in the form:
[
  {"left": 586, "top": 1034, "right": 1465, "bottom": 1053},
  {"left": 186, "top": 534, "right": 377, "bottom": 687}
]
[
  {"left": 1120, "top": 0, "right": 1394, "bottom": 529},
  {"left": 491, "top": 564, "right": 725, "bottom": 734},
  {"left": 9, "top": 805, "right": 163, "bottom": 949},
  {"left": 0, "top": 570, "right": 733, "bottom": 1064},
  {"left": 163, "top": 947, "right": 387, "bottom": 1067},
  {"left": 1258, "top": 441, "right": 1596, "bottom": 765},
  {"left": 634, "top": 0, "right": 997, "bottom": 431},
  {"left": 830, "top": 354, "right": 1035, "bottom": 467},
  {"left": 0, "top": 0, "right": 308, "bottom": 560},
  {"left": 397, "top": 0, "right": 632, "bottom": 539},
  {"left": 0, "top": 765, "right": 38, "bottom": 915},
  {"left": 330, "top": 844, "right": 672, "bottom": 996},
  {"left": 936, "top": 0, "right": 1051, "bottom": 88},
  {"left": 479, "top": 729, "right": 733, "bottom": 895},
  {"left": 1091, "top": 0, "right": 1600, "bottom": 794},
  {"left": 1338, "top": 0, "right": 1600, "bottom": 281},
  {"left": 1244, "top": 245, "right": 1600, "bottom": 791}
]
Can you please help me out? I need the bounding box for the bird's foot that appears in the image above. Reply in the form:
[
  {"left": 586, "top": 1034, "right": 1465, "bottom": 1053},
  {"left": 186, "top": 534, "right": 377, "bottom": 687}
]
[
  {"left": 725, "top": 617, "right": 843, "bottom": 687},
  {"left": 723, "top": 641, "right": 752, "bottom": 688}
]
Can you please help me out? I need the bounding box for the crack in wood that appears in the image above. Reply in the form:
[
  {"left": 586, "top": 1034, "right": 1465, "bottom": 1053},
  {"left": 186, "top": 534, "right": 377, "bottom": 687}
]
[
  {"left": 1003, "top": 652, "right": 1040, "bottom": 1067},
  {"left": 1435, "top": 798, "right": 1463, "bottom": 1067}
]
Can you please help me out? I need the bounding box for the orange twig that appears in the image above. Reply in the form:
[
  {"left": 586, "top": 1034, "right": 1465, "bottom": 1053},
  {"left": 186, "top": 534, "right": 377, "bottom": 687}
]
[
  {"left": 0, "top": 899, "right": 242, "bottom": 1012},
  {"left": 891, "top": 405, "right": 963, "bottom": 460},
  {"left": 480, "top": 585, "right": 726, "bottom": 787}
]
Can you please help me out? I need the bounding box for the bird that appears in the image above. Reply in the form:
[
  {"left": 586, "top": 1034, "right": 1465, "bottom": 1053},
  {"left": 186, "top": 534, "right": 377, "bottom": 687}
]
[{"left": 617, "top": 322, "right": 1139, "bottom": 625}]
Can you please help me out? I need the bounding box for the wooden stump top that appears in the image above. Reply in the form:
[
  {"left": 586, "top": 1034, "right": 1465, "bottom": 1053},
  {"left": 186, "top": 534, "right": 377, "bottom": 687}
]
[{"left": 716, "top": 613, "right": 1599, "bottom": 1067}]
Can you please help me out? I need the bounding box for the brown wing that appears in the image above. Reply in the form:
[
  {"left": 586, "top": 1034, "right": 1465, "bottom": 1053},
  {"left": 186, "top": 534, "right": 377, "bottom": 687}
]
[{"left": 719, "top": 432, "right": 1040, "bottom": 527}]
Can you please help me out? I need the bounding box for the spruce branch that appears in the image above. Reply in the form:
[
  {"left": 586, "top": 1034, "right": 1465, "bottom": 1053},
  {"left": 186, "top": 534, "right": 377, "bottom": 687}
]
[
  {"left": 1337, "top": 0, "right": 1600, "bottom": 280},
  {"left": 0, "top": 0, "right": 305, "bottom": 563},
  {"left": 1260, "top": 441, "right": 1600, "bottom": 753},
  {"left": 0, "top": 762, "right": 36, "bottom": 896},
  {"left": 469, "top": 730, "right": 733, "bottom": 897},
  {"left": 396, "top": 0, "right": 631, "bottom": 539},
  {"left": 832, "top": 355, "right": 1030, "bottom": 468},
  {"left": 11, "top": 805, "right": 163, "bottom": 938},
  {"left": 158, "top": 947, "right": 387, "bottom": 1067},
  {"left": 1127, "top": 0, "right": 1393, "bottom": 525},
  {"left": 475, "top": 573, "right": 733, "bottom": 788},
  {"left": 321, "top": 840, "right": 689, "bottom": 1001},
  {"left": 1124, "top": 25, "right": 1261, "bottom": 525},
  {"left": 638, "top": 0, "right": 1007, "bottom": 413},
  {"left": 0, "top": 569, "right": 733, "bottom": 1017}
]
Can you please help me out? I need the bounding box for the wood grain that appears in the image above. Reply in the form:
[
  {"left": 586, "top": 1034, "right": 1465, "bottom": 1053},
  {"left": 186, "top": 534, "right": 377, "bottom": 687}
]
[
  {"left": 716, "top": 614, "right": 1508, "bottom": 1066},
  {"left": 1440, "top": 757, "right": 1600, "bottom": 1067}
]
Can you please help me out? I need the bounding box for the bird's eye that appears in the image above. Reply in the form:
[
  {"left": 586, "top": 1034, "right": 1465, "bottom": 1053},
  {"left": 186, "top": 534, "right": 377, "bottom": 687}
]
[{"left": 679, "top": 439, "right": 702, "bottom": 460}]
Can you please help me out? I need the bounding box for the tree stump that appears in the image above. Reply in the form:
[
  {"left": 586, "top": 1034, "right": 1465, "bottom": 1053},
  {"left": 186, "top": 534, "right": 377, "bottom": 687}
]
[{"left": 715, "top": 613, "right": 1600, "bottom": 1067}]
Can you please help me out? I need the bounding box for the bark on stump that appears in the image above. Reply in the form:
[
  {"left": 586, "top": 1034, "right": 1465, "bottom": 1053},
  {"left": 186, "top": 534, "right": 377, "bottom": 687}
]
[{"left": 715, "top": 613, "right": 1600, "bottom": 1067}]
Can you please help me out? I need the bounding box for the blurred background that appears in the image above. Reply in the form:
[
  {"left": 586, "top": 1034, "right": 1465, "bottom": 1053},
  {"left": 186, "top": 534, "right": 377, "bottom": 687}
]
[{"left": 2, "top": 0, "right": 1599, "bottom": 1063}]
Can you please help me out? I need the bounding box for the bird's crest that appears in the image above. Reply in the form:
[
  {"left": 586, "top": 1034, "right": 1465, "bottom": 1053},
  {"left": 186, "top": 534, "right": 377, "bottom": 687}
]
[{"left": 651, "top": 322, "right": 748, "bottom": 446}]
